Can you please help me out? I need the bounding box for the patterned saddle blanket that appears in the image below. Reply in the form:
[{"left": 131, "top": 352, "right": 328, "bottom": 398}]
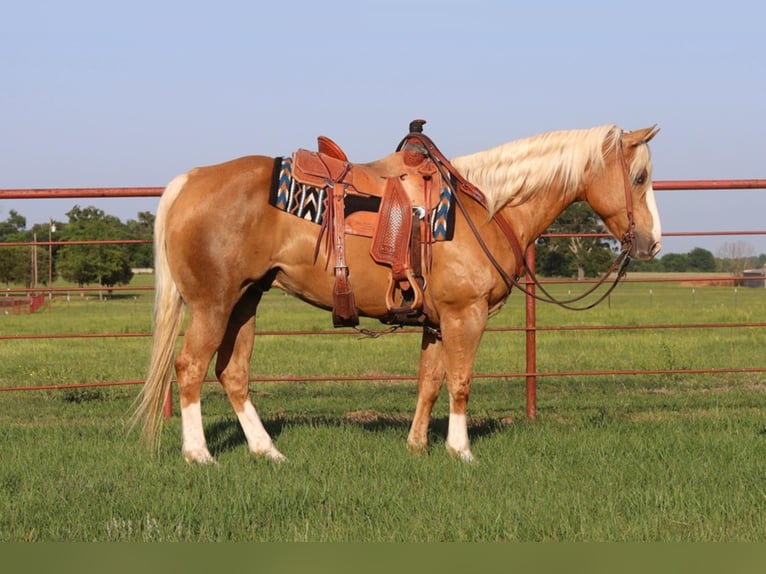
[{"left": 268, "top": 154, "right": 455, "bottom": 242}]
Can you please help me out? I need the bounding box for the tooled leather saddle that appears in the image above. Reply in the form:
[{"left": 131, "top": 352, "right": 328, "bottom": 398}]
[{"left": 288, "top": 120, "right": 447, "bottom": 328}]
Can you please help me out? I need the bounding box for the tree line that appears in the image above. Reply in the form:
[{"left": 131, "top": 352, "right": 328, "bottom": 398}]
[
  {"left": 529, "top": 203, "right": 765, "bottom": 276},
  {"left": 0, "top": 206, "right": 153, "bottom": 288},
  {"left": 1, "top": 202, "right": 764, "bottom": 289}
]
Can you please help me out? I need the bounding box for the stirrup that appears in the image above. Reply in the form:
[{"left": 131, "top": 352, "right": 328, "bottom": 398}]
[{"left": 385, "top": 268, "right": 424, "bottom": 315}]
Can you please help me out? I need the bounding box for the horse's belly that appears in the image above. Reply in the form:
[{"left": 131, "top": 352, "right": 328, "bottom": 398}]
[{"left": 272, "top": 261, "right": 391, "bottom": 319}]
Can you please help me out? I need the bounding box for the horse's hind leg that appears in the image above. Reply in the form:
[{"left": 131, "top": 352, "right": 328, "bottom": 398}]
[
  {"left": 175, "top": 305, "right": 229, "bottom": 464},
  {"left": 215, "top": 288, "right": 285, "bottom": 462}
]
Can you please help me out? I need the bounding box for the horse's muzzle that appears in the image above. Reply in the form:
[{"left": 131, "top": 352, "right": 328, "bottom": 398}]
[{"left": 631, "top": 237, "right": 661, "bottom": 260}]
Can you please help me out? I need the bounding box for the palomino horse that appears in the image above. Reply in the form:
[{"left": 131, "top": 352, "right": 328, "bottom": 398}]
[{"left": 133, "top": 123, "right": 661, "bottom": 463}]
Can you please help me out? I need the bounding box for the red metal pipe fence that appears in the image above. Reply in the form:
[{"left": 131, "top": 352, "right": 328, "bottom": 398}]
[{"left": 2, "top": 180, "right": 766, "bottom": 420}]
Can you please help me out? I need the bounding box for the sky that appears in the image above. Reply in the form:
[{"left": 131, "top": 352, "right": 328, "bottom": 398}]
[{"left": 1, "top": 0, "right": 764, "bottom": 256}]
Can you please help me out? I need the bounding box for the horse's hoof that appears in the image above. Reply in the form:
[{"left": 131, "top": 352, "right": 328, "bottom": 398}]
[
  {"left": 446, "top": 446, "right": 475, "bottom": 463},
  {"left": 456, "top": 450, "right": 475, "bottom": 463},
  {"left": 407, "top": 444, "right": 428, "bottom": 456},
  {"left": 407, "top": 442, "right": 429, "bottom": 456},
  {"left": 183, "top": 448, "right": 217, "bottom": 465},
  {"left": 251, "top": 447, "right": 288, "bottom": 463}
]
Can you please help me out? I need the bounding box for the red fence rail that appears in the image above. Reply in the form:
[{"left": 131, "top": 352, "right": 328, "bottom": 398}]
[{"left": 2, "top": 181, "right": 766, "bottom": 420}]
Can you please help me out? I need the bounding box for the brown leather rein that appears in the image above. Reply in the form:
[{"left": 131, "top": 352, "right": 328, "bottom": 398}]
[{"left": 398, "top": 126, "right": 637, "bottom": 311}]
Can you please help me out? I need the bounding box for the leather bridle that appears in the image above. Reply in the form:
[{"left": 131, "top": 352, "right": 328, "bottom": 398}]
[{"left": 398, "top": 123, "right": 638, "bottom": 311}]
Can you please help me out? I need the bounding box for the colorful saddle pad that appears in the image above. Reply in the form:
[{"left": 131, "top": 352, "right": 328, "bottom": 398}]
[{"left": 268, "top": 156, "right": 455, "bottom": 241}]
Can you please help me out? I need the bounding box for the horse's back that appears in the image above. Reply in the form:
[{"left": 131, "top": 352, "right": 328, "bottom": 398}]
[
  {"left": 183, "top": 154, "right": 276, "bottom": 195},
  {"left": 167, "top": 155, "right": 276, "bottom": 225}
]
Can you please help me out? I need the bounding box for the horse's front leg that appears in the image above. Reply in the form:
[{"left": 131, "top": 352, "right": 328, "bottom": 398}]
[
  {"left": 407, "top": 328, "right": 446, "bottom": 454},
  {"left": 440, "top": 302, "right": 488, "bottom": 462}
]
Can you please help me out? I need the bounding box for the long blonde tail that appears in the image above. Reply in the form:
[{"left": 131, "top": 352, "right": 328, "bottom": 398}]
[{"left": 131, "top": 174, "right": 188, "bottom": 453}]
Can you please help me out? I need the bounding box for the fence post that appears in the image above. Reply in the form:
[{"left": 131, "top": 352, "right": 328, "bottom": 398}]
[{"left": 525, "top": 243, "right": 537, "bottom": 420}]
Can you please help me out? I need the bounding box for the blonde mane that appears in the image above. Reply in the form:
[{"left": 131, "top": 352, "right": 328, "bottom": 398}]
[{"left": 450, "top": 125, "right": 622, "bottom": 216}]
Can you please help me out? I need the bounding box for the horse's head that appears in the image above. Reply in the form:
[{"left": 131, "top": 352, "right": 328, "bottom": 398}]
[{"left": 585, "top": 126, "right": 662, "bottom": 260}]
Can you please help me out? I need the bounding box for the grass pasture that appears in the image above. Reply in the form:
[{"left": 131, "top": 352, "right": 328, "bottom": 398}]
[{"left": 1, "top": 274, "right": 765, "bottom": 541}]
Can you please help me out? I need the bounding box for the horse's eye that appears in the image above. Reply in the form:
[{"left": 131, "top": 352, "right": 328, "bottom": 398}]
[{"left": 634, "top": 170, "right": 647, "bottom": 186}]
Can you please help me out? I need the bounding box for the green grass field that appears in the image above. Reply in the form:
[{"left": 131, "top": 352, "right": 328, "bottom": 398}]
[{"left": 1, "top": 274, "right": 765, "bottom": 541}]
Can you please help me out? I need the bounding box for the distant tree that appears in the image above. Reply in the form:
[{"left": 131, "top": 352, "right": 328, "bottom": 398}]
[
  {"left": 686, "top": 247, "right": 716, "bottom": 272},
  {"left": 0, "top": 210, "right": 26, "bottom": 237},
  {"left": 0, "top": 247, "right": 29, "bottom": 286},
  {"left": 536, "top": 202, "right": 616, "bottom": 278},
  {"left": 537, "top": 247, "right": 571, "bottom": 277},
  {"left": 659, "top": 252, "right": 688, "bottom": 272},
  {"left": 0, "top": 210, "right": 32, "bottom": 286},
  {"left": 628, "top": 255, "right": 662, "bottom": 272},
  {"left": 56, "top": 206, "right": 133, "bottom": 292},
  {"left": 125, "top": 211, "right": 154, "bottom": 269}
]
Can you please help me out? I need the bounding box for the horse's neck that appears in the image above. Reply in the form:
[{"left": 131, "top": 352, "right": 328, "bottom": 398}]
[
  {"left": 452, "top": 149, "right": 583, "bottom": 250},
  {"left": 512, "top": 184, "right": 576, "bottom": 247},
  {"left": 492, "top": 177, "right": 580, "bottom": 252}
]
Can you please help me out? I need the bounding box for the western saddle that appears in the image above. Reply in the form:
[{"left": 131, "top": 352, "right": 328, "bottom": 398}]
[{"left": 291, "top": 119, "right": 446, "bottom": 327}]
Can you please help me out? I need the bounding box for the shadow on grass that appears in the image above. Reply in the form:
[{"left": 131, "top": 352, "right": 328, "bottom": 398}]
[{"left": 204, "top": 411, "right": 510, "bottom": 457}]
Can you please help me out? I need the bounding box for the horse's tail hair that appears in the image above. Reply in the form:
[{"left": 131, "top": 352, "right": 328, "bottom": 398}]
[{"left": 130, "top": 173, "right": 188, "bottom": 454}]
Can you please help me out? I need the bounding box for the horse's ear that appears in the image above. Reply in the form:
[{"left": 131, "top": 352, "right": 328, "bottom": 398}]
[{"left": 624, "top": 125, "right": 660, "bottom": 147}]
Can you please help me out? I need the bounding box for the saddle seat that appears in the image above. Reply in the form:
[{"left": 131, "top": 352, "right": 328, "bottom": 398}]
[
  {"left": 293, "top": 138, "right": 442, "bottom": 207},
  {"left": 291, "top": 133, "right": 444, "bottom": 327}
]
